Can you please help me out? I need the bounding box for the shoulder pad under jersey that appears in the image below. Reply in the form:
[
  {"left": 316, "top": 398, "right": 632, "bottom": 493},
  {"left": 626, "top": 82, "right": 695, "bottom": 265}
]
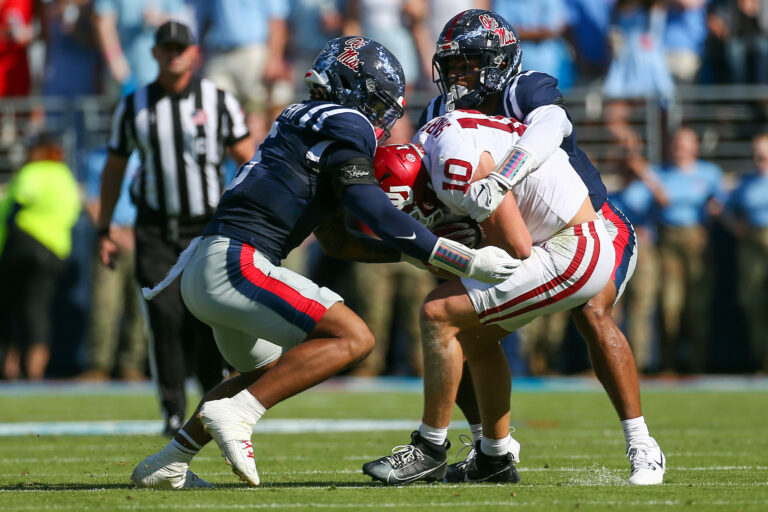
[{"left": 502, "top": 71, "right": 563, "bottom": 121}]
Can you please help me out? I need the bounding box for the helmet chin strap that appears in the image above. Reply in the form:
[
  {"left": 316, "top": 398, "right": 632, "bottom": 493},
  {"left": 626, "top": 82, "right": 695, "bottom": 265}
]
[{"left": 454, "top": 89, "right": 486, "bottom": 109}]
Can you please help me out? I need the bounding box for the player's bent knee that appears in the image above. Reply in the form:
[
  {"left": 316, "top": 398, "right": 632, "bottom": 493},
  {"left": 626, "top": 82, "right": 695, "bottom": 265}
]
[
  {"left": 576, "top": 293, "right": 614, "bottom": 327},
  {"left": 335, "top": 313, "right": 375, "bottom": 362},
  {"left": 219, "top": 341, "right": 282, "bottom": 374},
  {"left": 342, "top": 326, "right": 375, "bottom": 364},
  {"left": 420, "top": 298, "right": 450, "bottom": 327}
]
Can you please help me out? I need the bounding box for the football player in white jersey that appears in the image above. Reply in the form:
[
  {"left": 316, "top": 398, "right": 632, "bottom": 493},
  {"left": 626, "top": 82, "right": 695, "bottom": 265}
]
[
  {"left": 363, "top": 109, "right": 616, "bottom": 485},
  {"left": 417, "top": 9, "right": 666, "bottom": 486}
]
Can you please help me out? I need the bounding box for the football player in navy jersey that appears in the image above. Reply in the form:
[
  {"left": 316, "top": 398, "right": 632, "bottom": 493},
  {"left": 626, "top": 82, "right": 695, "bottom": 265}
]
[
  {"left": 129, "top": 36, "right": 520, "bottom": 489},
  {"left": 415, "top": 10, "right": 665, "bottom": 485}
]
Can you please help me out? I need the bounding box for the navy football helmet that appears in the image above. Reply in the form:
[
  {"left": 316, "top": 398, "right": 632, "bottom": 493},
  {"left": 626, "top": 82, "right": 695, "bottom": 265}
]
[
  {"left": 433, "top": 10, "right": 522, "bottom": 110},
  {"left": 306, "top": 36, "right": 406, "bottom": 141}
]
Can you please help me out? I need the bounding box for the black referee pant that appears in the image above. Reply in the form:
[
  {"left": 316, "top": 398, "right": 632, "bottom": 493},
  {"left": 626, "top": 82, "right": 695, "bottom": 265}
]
[{"left": 134, "top": 214, "right": 227, "bottom": 422}]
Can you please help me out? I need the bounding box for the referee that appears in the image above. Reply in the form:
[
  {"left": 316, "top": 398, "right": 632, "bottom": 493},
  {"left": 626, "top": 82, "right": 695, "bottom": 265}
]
[{"left": 96, "top": 20, "right": 253, "bottom": 436}]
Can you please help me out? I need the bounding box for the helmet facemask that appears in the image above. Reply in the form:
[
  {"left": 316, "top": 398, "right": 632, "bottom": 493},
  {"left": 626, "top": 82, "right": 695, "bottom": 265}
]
[
  {"left": 433, "top": 49, "right": 515, "bottom": 110},
  {"left": 360, "top": 77, "right": 405, "bottom": 142}
]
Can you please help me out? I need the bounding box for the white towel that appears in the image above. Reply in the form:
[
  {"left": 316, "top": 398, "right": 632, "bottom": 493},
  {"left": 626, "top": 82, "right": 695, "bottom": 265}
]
[{"left": 141, "top": 236, "right": 202, "bottom": 300}]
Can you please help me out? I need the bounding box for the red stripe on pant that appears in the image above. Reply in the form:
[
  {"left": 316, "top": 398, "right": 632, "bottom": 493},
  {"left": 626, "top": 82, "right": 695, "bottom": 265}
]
[
  {"left": 238, "top": 244, "right": 327, "bottom": 322},
  {"left": 600, "top": 202, "right": 631, "bottom": 281},
  {"left": 478, "top": 224, "right": 587, "bottom": 320},
  {"left": 482, "top": 222, "right": 602, "bottom": 325}
]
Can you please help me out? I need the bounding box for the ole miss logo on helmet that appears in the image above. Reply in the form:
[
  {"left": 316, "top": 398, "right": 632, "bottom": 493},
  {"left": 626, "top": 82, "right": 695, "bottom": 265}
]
[
  {"left": 479, "top": 14, "right": 516, "bottom": 46},
  {"left": 337, "top": 37, "right": 367, "bottom": 71}
]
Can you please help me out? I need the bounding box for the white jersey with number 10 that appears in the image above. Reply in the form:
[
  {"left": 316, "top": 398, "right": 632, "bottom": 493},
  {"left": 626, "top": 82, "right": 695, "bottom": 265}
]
[{"left": 414, "top": 110, "right": 589, "bottom": 245}]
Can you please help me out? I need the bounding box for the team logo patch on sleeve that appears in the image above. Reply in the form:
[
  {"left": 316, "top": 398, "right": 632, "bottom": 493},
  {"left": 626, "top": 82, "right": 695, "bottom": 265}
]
[{"left": 344, "top": 165, "right": 372, "bottom": 180}]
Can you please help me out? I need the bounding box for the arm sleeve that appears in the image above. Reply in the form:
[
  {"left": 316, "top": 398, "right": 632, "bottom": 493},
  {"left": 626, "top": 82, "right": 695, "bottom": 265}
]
[
  {"left": 341, "top": 184, "right": 438, "bottom": 261},
  {"left": 516, "top": 104, "right": 572, "bottom": 166},
  {"left": 321, "top": 145, "right": 379, "bottom": 196}
]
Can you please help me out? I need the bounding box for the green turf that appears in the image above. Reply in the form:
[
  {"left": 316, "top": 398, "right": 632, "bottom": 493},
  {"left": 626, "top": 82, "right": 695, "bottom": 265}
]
[{"left": 1, "top": 388, "right": 766, "bottom": 511}]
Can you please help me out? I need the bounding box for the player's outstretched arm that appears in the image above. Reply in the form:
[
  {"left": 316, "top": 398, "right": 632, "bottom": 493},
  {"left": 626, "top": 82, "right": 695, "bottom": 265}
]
[
  {"left": 341, "top": 183, "right": 521, "bottom": 283},
  {"left": 313, "top": 210, "right": 401, "bottom": 263},
  {"left": 458, "top": 105, "right": 572, "bottom": 222}
]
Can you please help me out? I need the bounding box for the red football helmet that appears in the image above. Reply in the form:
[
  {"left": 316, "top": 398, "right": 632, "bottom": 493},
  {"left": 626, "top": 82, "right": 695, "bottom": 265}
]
[{"left": 374, "top": 143, "right": 445, "bottom": 228}]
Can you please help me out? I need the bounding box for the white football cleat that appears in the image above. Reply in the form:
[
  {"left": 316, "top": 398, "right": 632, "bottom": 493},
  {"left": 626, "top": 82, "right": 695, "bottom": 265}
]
[
  {"left": 131, "top": 451, "right": 214, "bottom": 489},
  {"left": 627, "top": 437, "right": 665, "bottom": 485},
  {"left": 198, "top": 398, "right": 260, "bottom": 487}
]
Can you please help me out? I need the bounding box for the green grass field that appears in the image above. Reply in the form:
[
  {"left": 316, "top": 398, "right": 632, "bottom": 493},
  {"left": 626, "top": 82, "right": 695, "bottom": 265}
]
[{"left": 0, "top": 380, "right": 766, "bottom": 511}]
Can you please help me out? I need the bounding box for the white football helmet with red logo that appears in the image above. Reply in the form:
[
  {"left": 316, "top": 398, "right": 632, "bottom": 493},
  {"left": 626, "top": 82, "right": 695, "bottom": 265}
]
[{"left": 374, "top": 143, "right": 446, "bottom": 229}]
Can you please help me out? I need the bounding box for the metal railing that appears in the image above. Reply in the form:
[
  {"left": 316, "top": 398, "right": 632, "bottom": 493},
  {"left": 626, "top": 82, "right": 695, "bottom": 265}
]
[{"left": 1, "top": 84, "right": 767, "bottom": 186}]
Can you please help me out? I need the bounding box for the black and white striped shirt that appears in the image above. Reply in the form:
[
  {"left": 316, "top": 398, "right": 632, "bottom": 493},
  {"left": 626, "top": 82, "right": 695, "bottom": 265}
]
[{"left": 108, "top": 77, "right": 249, "bottom": 221}]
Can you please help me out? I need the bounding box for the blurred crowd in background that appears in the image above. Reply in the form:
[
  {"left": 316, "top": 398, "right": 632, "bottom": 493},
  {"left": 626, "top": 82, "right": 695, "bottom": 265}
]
[{"left": 0, "top": 0, "right": 767, "bottom": 383}]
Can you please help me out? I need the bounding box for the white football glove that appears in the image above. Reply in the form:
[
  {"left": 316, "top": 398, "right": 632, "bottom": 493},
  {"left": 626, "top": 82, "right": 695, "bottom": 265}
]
[
  {"left": 458, "top": 145, "right": 539, "bottom": 223},
  {"left": 427, "top": 237, "right": 520, "bottom": 284}
]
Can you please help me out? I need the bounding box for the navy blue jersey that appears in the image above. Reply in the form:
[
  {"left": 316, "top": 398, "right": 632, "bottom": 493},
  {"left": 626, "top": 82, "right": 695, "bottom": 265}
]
[
  {"left": 418, "top": 71, "right": 608, "bottom": 210},
  {"left": 204, "top": 100, "right": 378, "bottom": 264}
]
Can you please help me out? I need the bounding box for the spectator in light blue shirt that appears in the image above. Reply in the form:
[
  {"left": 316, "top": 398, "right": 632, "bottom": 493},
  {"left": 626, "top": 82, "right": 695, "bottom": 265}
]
[
  {"left": 286, "top": 0, "right": 342, "bottom": 92},
  {"left": 193, "top": 0, "right": 292, "bottom": 148},
  {"left": 724, "top": 134, "right": 768, "bottom": 372},
  {"left": 664, "top": 0, "right": 707, "bottom": 83},
  {"left": 603, "top": 0, "right": 674, "bottom": 101},
  {"left": 493, "top": 0, "right": 573, "bottom": 90},
  {"left": 653, "top": 142, "right": 724, "bottom": 227},
  {"left": 194, "top": 0, "right": 286, "bottom": 49},
  {"left": 726, "top": 135, "right": 768, "bottom": 230},
  {"left": 94, "top": 0, "right": 186, "bottom": 94},
  {"left": 652, "top": 127, "right": 724, "bottom": 374}
]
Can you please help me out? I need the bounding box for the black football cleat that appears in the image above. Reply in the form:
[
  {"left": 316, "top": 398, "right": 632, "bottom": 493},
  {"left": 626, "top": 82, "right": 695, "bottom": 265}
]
[
  {"left": 443, "top": 434, "right": 477, "bottom": 483},
  {"left": 363, "top": 431, "right": 450, "bottom": 485},
  {"left": 465, "top": 448, "right": 520, "bottom": 483}
]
